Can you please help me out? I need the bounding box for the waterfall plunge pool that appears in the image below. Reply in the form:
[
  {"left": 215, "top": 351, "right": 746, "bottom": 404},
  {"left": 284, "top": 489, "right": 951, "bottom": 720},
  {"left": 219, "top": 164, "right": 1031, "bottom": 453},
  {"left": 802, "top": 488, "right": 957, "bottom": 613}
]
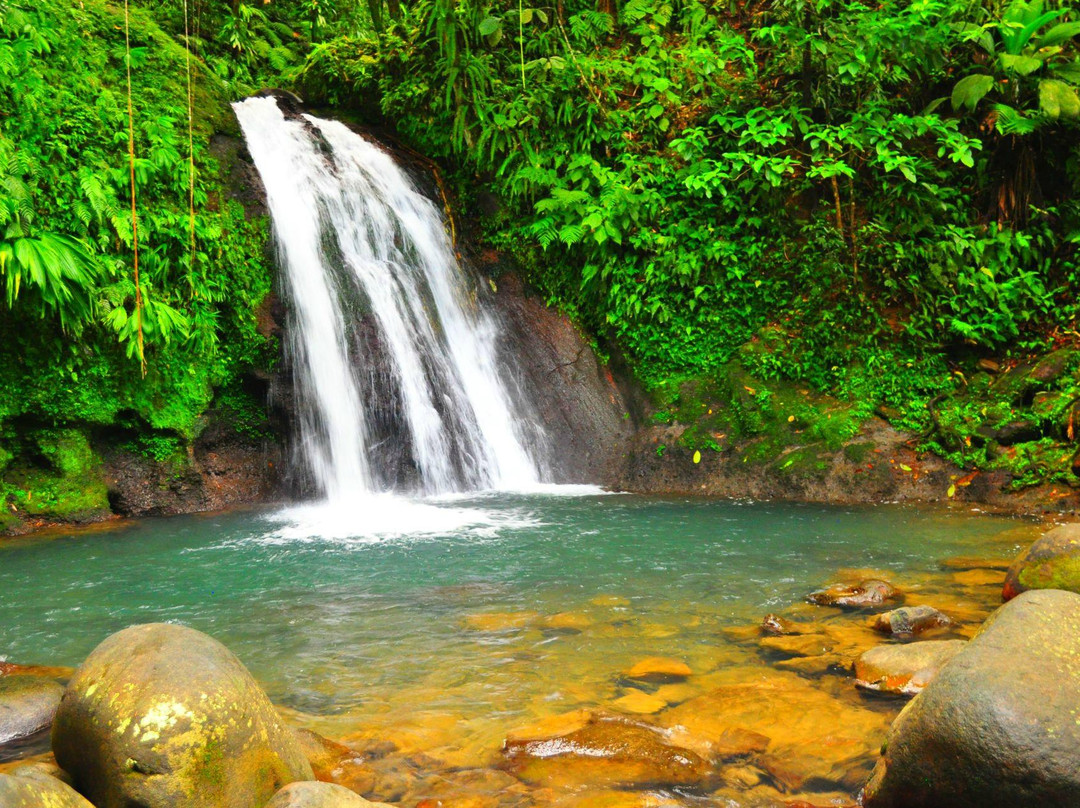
[{"left": 0, "top": 494, "right": 1035, "bottom": 805}]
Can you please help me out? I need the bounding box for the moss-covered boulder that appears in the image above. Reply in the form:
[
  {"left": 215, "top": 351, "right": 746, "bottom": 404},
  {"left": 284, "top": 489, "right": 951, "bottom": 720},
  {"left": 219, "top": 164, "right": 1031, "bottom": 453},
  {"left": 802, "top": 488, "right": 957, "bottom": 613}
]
[
  {"left": 863, "top": 589, "right": 1080, "bottom": 807},
  {"left": 0, "top": 675, "right": 64, "bottom": 760},
  {"left": 265, "top": 781, "right": 393, "bottom": 807},
  {"left": 1004, "top": 523, "right": 1080, "bottom": 600},
  {"left": 51, "top": 623, "right": 313, "bottom": 808},
  {"left": 0, "top": 770, "right": 95, "bottom": 807}
]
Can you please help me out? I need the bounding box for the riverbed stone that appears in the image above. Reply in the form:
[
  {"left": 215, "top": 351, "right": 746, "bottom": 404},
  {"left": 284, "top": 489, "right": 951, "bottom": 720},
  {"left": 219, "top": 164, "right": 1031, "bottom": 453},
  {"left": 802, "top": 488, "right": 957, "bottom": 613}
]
[
  {"left": 623, "top": 657, "right": 692, "bottom": 681},
  {"left": 294, "top": 728, "right": 377, "bottom": 793},
  {"left": 0, "top": 770, "right": 95, "bottom": 807},
  {"left": 265, "top": 781, "right": 393, "bottom": 808},
  {"left": 870, "top": 606, "right": 952, "bottom": 637},
  {"left": 612, "top": 689, "right": 667, "bottom": 715},
  {"left": 502, "top": 713, "right": 710, "bottom": 789},
  {"left": 808, "top": 579, "right": 899, "bottom": 608},
  {"left": 0, "top": 676, "right": 63, "bottom": 761},
  {"left": 759, "top": 633, "right": 834, "bottom": 658},
  {"left": 51, "top": 622, "right": 314, "bottom": 808},
  {"left": 662, "top": 670, "right": 888, "bottom": 788},
  {"left": 863, "top": 589, "right": 1080, "bottom": 807},
  {"left": 1003, "top": 523, "right": 1080, "bottom": 600},
  {"left": 854, "top": 640, "right": 965, "bottom": 696}
]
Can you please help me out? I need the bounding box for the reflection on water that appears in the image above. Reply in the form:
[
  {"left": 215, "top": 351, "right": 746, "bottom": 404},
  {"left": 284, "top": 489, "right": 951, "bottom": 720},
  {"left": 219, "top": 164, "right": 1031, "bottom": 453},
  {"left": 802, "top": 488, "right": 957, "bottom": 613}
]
[{"left": 0, "top": 494, "right": 1036, "bottom": 805}]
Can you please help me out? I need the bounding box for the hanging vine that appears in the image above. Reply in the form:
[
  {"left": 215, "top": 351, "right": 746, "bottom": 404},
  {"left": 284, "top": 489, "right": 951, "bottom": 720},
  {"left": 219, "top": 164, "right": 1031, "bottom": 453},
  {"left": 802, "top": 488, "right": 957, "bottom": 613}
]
[{"left": 122, "top": 0, "right": 146, "bottom": 376}]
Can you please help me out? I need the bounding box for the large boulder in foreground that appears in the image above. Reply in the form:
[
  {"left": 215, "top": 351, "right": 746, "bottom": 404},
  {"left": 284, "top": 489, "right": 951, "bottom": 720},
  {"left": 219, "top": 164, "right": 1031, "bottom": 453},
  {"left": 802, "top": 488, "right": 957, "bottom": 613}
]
[
  {"left": 0, "top": 675, "right": 63, "bottom": 761},
  {"left": 863, "top": 589, "right": 1080, "bottom": 807},
  {"left": 1003, "top": 523, "right": 1080, "bottom": 600},
  {"left": 0, "top": 770, "right": 94, "bottom": 807},
  {"left": 52, "top": 623, "right": 313, "bottom": 808}
]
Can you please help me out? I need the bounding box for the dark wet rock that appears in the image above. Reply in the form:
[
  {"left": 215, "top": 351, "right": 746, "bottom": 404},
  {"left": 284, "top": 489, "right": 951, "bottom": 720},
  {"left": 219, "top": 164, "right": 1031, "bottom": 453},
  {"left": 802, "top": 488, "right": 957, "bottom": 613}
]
[
  {"left": 0, "top": 770, "right": 94, "bottom": 807},
  {"left": 1003, "top": 522, "right": 1080, "bottom": 600},
  {"left": 266, "top": 781, "right": 392, "bottom": 808},
  {"left": 501, "top": 713, "right": 710, "bottom": 789},
  {"left": 808, "top": 579, "right": 899, "bottom": 609},
  {"left": 52, "top": 623, "right": 313, "bottom": 808},
  {"left": 854, "top": 640, "right": 966, "bottom": 696},
  {"left": 974, "top": 419, "right": 1042, "bottom": 446},
  {"left": 871, "top": 606, "right": 952, "bottom": 637},
  {"left": 1030, "top": 348, "right": 1078, "bottom": 385},
  {"left": 0, "top": 676, "right": 63, "bottom": 762},
  {"left": 863, "top": 590, "right": 1080, "bottom": 807},
  {"left": 294, "top": 728, "right": 377, "bottom": 793}
]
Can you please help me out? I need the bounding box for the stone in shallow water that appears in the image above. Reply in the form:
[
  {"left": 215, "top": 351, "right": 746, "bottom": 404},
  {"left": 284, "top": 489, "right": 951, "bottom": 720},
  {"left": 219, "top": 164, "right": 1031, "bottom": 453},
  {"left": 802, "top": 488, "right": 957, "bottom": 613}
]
[
  {"left": 760, "top": 614, "right": 813, "bottom": 635},
  {"left": 462, "top": 612, "right": 540, "bottom": 632},
  {"left": 612, "top": 690, "right": 667, "bottom": 715},
  {"left": 662, "top": 669, "right": 888, "bottom": 789},
  {"left": 51, "top": 622, "right": 313, "bottom": 808},
  {"left": 623, "top": 657, "right": 692, "bottom": 682},
  {"left": 540, "top": 612, "right": 594, "bottom": 632},
  {"left": 266, "top": 781, "right": 394, "bottom": 808},
  {"left": 0, "top": 770, "right": 94, "bottom": 807},
  {"left": 590, "top": 595, "right": 631, "bottom": 608},
  {"left": 759, "top": 634, "right": 834, "bottom": 658},
  {"left": 293, "top": 728, "right": 377, "bottom": 794},
  {"left": 808, "top": 580, "right": 900, "bottom": 609},
  {"left": 870, "top": 605, "right": 952, "bottom": 637},
  {"left": 0, "top": 676, "right": 63, "bottom": 762},
  {"left": 939, "top": 555, "right": 1011, "bottom": 572},
  {"left": 864, "top": 590, "right": 1080, "bottom": 807},
  {"left": 855, "top": 640, "right": 965, "bottom": 696},
  {"left": 950, "top": 568, "right": 1004, "bottom": 587},
  {"left": 501, "top": 714, "right": 711, "bottom": 789}
]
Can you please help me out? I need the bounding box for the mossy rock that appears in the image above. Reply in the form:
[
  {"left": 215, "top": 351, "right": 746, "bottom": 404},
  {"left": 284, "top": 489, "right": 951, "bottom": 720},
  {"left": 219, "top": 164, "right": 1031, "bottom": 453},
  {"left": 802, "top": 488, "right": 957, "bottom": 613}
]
[
  {"left": 863, "top": 589, "right": 1080, "bottom": 807},
  {"left": 1, "top": 429, "right": 109, "bottom": 519},
  {"left": 1003, "top": 523, "right": 1080, "bottom": 600},
  {"left": 51, "top": 623, "right": 313, "bottom": 808},
  {"left": 0, "top": 771, "right": 95, "bottom": 807}
]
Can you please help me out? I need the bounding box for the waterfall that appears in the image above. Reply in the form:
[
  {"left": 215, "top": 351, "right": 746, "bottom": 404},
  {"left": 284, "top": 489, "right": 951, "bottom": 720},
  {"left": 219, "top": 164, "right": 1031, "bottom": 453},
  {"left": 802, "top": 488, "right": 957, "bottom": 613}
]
[{"left": 233, "top": 95, "right": 543, "bottom": 500}]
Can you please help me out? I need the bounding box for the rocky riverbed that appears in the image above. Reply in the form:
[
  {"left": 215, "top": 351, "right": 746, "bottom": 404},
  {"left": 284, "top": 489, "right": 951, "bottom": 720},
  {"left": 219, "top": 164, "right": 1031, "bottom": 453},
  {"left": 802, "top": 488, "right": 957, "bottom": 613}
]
[{"left": 5, "top": 515, "right": 1073, "bottom": 807}]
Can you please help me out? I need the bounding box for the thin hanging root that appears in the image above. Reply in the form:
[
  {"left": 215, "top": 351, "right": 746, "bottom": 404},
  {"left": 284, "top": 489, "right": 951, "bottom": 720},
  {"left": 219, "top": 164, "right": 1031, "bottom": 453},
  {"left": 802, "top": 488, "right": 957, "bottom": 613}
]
[
  {"left": 123, "top": 0, "right": 145, "bottom": 377},
  {"left": 184, "top": 0, "right": 196, "bottom": 290}
]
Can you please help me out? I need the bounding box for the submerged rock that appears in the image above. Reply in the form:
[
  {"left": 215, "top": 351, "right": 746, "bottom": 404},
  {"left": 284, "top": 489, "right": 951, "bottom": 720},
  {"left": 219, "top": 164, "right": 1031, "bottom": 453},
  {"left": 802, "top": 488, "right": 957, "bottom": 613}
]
[
  {"left": 870, "top": 606, "right": 952, "bottom": 637},
  {"left": 294, "top": 728, "right": 377, "bottom": 793},
  {"left": 612, "top": 690, "right": 667, "bottom": 715},
  {"left": 808, "top": 580, "right": 899, "bottom": 609},
  {"left": 854, "top": 640, "right": 965, "bottom": 696},
  {"left": 760, "top": 614, "right": 809, "bottom": 635},
  {"left": 501, "top": 713, "right": 710, "bottom": 789},
  {"left": 1003, "top": 523, "right": 1080, "bottom": 600},
  {"left": 0, "top": 675, "right": 63, "bottom": 761},
  {"left": 0, "top": 770, "right": 94, "bottom": 807},
  {"left": 863, "top": 590, "right": 1080, "bottom": 807},
  {"left": 265, "top": 781, "right": 392, "bottom": 808},
  {"left": 51, "top": 623, "right": 313, "bottom": 808},
  {"left": 623, "top": 657, "right": 692, "bottom": 682},
  {"left": 759, "top": 634, "right": 834, "bottom": 658}
]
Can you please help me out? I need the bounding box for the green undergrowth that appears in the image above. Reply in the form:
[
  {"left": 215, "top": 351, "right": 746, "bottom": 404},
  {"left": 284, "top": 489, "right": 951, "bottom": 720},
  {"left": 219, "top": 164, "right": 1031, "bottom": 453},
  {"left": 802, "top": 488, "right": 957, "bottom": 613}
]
[
  {"left": 648, "top": 336, "right": 1080, "bottom": 491},
  {"left": 0, "top": 0, "right": 279, "bottom": 523}
]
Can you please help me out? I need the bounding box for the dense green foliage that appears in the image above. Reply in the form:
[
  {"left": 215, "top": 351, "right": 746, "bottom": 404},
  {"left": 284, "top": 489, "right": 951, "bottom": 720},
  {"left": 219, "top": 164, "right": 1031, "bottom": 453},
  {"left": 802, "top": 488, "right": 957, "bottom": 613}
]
[
  {"left": 0, "top": 0, "right": 275, "bottom": 520},
  {"left": 5, "top": 0, "right": 1080, "bottom": 523}
]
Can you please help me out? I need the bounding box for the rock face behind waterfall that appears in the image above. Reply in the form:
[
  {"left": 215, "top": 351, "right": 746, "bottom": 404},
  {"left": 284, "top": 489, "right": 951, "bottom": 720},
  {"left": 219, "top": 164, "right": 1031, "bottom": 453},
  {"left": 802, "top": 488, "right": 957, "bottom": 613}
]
[
  {"left": 51, "top": 623, "right": 313, "bottom": 808},
  {"left": 862, "top": 589, "right": 1080, "bottom": 807},
  {"left": 490, "top": 272, "right": 638, "bottom": 485}
]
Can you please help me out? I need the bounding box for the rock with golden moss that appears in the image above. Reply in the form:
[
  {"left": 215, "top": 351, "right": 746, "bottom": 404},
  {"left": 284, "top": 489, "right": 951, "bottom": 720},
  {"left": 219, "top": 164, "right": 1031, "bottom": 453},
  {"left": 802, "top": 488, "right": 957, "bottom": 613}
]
[
  {"left": 51, "top": 623, "right": 313, "bottom": 808},
  {"left": 0, "top": 770, "right": 94, "bottom": 807}
]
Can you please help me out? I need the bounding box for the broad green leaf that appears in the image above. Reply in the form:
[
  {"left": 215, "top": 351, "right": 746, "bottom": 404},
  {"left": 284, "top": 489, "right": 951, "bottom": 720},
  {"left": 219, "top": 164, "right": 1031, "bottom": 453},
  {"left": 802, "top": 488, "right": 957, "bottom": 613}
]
[
  {"left": 519, "top": 8, "right": 533, "bottom": 24},
  {"left": 952, "top": 74, "right": 995, "bottom": 111},
  {"left": 1040, "top": 77, "right": 1080, "bottom": 117},
  {"left": 1037, "top": 20, "right": 1080, "bottom": 48},
  {"left": 1051, "top": 60, "right": 1080, "bottom": 83},
  {"left": 999, "top": 52, "right": 1044, "bottom": 75},
  {"left": 477, "top": 16, "right": 500, "bottom": 35}
]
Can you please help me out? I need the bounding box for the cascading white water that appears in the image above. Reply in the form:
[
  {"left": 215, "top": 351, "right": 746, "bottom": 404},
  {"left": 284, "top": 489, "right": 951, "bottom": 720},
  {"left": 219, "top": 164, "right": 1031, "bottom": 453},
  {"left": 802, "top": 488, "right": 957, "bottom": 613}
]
[{"left": 234, "top": 95, "right": 542, "bottom": 501}]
